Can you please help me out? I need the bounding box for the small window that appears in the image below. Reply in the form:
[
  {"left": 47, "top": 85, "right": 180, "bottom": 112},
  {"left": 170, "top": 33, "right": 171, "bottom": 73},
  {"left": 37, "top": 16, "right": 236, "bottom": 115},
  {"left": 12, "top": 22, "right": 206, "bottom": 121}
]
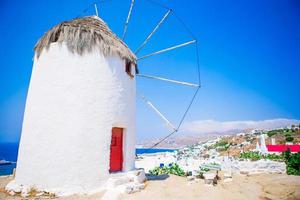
[{"left": 125, "top": 60, "right": 134, "bottom": 78}]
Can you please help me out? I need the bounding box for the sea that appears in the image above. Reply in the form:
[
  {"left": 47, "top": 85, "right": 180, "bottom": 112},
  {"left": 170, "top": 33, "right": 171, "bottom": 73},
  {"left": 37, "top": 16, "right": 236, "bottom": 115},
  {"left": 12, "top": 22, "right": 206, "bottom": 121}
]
[{"left": 0, "top": 143, "right": 174, "bottom": 176}]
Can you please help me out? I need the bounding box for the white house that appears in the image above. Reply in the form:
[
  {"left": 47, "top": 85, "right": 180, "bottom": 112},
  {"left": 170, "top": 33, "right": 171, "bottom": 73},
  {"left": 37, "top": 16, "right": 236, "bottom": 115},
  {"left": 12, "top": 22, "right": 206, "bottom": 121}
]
[{"left": 7, "top": 16, "right": 138, "bottom": 194}]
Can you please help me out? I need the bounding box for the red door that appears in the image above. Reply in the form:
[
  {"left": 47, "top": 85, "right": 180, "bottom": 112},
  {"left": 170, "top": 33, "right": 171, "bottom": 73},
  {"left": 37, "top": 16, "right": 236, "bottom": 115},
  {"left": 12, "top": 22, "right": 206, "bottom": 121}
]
[{"left": 109, "top": 127, "right": 123, "bottom": 172}]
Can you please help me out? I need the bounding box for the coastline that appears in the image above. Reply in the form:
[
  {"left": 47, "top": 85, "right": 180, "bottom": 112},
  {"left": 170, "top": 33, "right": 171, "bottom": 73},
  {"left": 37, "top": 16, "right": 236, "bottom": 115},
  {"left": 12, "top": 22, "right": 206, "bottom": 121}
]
[{"left": 0, "top": 147, "right": 175, "bottom": 176}]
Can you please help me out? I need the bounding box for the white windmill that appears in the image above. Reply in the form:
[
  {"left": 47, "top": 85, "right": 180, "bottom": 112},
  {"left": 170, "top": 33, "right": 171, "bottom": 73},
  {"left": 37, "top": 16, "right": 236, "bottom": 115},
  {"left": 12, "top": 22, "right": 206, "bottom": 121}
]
[{"left": 6, "top": 0, "right": 201, "bottom": 195}]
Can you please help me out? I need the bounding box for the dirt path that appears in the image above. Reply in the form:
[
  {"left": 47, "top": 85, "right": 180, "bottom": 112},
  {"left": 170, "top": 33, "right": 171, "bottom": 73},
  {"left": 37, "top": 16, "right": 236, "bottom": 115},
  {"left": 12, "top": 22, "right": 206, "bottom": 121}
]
[
  {"left": 1, "top": 174, "right": 299, "bottom": 200},
  {"left": 121, "top": 174, "right": 300, "bottom": 200}
]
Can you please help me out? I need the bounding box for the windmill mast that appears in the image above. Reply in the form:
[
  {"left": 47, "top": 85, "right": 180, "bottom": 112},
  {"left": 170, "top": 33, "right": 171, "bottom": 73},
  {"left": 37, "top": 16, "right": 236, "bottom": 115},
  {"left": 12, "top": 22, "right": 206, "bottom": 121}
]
[{"left": 94, "top": 3, "right": 99, "bottom": 17}]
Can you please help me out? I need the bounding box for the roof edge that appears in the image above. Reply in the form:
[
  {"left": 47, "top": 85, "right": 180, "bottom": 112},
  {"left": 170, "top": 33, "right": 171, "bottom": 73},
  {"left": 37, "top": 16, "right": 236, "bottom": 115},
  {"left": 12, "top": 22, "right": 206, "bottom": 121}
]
[{"left": 34, "top": 16, "right": 136, "bottom": 64}]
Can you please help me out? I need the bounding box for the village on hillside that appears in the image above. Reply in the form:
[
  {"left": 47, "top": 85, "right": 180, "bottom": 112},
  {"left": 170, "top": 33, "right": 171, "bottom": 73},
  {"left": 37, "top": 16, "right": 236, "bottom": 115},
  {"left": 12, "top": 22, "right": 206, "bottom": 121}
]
[
  {"left": 137, "top": 124, "right": 300, "bottom": 174},
  {"left": 134, "top": 125, "right": 300, "bottom": 196}
]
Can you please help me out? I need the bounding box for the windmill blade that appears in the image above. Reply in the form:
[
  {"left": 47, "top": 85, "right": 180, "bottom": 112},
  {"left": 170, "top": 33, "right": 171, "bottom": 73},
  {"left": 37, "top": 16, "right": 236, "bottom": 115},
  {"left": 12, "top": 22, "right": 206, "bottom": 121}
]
[
  {"left": 122, "top": 0, "right": 135, "bottom": 40},
  {"left": 137, "top": 40, "right": 196, "bottom": 61},
  {"left": 137, "top": 74, "right": 200, "bottom": 87},
  {"left": 135, "top": 9, "right": 172, "bottom": 55},
  {"left": 139, "top": 94, "right": 177, "bottom": 132}
]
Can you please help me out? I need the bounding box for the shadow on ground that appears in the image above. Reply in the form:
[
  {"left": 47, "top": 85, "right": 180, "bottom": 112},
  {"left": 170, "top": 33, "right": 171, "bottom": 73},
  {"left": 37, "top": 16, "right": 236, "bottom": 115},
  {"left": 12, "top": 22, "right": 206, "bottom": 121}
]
[{"left": 146, "top": 174, "right": 170, "bottom": 181}]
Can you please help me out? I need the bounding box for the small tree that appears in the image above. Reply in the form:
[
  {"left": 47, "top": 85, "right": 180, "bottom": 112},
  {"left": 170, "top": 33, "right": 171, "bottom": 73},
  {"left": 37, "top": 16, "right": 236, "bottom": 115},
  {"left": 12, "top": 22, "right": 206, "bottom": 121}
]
[
  {"left": 286, "top": 136, "right": 294, "bottom": 142},
  {"left": 282, "top": 148, "right": 291, "bottom": 161},
  {"left": 283, "top": 149, "right": 300, "bottom": 176}
]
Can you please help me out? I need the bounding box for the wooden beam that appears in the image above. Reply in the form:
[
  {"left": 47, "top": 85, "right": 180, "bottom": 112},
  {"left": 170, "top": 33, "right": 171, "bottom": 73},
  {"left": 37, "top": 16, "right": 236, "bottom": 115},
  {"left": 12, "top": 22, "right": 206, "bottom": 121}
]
[
  {"left": 122, "top": 0, "right": 135, "bottom": 40},
  {"left": 137, "top": 74, "right": 200, "bottom": 87},
  {"left": 140, "top": 94, "right": 177, "bottom": 131},
  {"left": 135, "top": 9, "right": 172, "bottom": 54},
  {"left": 137, "top": 40, "right": 196, "bottom": 60}
]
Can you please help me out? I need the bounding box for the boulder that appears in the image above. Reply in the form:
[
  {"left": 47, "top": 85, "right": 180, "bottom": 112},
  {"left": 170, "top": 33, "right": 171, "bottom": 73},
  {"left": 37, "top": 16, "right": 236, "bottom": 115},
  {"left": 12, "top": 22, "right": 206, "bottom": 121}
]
[
  {"left": 8, "top": 191, "right": 15, "bottom": 196},
  {"left": 127, "top": 169, "right": 146, "bottom": 184},
  {"left": 240, "top": 169, "right": 250, "bottom": 175},
  {"left": 224, "top": 171, "right": 232, "bottom": 179},
  {"left": 117, "top": 182, "right": 145, "bottom": 194},
  {"left": 203, "top": 173, "right": 215, "bottom": 185},
  {"left": 133, "top": 170, "right": 146, "bottom": 184},
  {"left": 132, "top": 183, "right": 145, "bottom": 193},
  {"left": 5, "top": 180, "right": 22, "bottom": 194},
  {"left": 21, "top": 186, "right": 31, "bottom": 198},
  {"left": 106, "top": 176, "right": 131, "bottom": 189}
]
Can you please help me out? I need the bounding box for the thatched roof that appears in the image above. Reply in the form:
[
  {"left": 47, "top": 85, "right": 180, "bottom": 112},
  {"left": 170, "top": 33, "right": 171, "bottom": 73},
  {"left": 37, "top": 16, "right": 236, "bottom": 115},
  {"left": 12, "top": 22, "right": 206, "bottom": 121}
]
[{"left": 34, "top": 16, "right": 136, "bottom": 64}]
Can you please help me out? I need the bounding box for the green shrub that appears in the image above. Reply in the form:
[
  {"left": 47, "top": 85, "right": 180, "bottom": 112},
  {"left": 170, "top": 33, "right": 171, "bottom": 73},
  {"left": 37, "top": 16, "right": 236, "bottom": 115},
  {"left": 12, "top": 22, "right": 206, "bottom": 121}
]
[
  {"left": 149, "top": 163, "right": 185, "bottom": 177},
  {"left": 196, "top": 172, "right": 205, "bottom": 179},
  {"left": 285, "top": 136, "right": 294, "bottom": 142},
  {"left": 240, "top": 151, "right": 283, "bottom": 161},
  {"left": 168, "top": 163, "right": 185, "bottom": 176},
  {"left": 213, "top": 140, "right": 230, "bottom": 151},
  {"left": 240, "top": 151, "right": 263, "bottom": 161},
  {"left": 282, "top": 149, "right": 300, "bottom": 176},
  {"left": 149, "top": 166, "right": 168, "bottom": 176},
  {"left": 266, "top": 128, "right": 295, "bottom": 137},
  {"left": 213, "top": 140, "right": 228, "bottom": 148},
  {"left": 265, "top": 153, "right": 283, "bottom": 161},
  {"left": 285, "top": 133, "right": 291, "bottom": 137},
  {"left": 199, "top": 167, "right": 209, "bottom": 172},
  {"left": 266, "top": 130, "right": 278, "bottom": 137}
]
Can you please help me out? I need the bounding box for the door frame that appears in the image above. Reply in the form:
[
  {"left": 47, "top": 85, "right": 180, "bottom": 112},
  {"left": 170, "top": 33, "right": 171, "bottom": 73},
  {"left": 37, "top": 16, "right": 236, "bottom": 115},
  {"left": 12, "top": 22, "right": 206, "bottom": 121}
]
[{"left": 109, "top": 127, "right": 125, "bottom": 173}]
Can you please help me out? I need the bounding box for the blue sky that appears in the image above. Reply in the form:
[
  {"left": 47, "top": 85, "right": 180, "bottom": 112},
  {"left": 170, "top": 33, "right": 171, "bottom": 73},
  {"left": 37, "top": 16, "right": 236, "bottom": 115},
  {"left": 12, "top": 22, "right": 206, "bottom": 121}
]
[{"left": 0, "top": 0, "right": 299, "bottom": 142}]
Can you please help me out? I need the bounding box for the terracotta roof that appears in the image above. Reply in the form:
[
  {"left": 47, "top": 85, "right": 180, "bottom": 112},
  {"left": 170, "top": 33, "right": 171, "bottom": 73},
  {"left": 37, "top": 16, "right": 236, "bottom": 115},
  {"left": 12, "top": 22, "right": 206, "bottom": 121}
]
[{"left": 266, "top": 145, "right": 300, "bottom": 152}]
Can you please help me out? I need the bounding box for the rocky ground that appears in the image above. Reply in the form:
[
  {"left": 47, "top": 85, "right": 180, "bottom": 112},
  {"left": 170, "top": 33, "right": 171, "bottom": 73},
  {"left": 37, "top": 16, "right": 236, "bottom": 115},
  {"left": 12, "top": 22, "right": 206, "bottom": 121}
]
[
  {"left": 122, "top": 174, "right": 300, "bottom": 200},
  {"left": 1, "top": 174, "right": 300, "bottom": 200}
]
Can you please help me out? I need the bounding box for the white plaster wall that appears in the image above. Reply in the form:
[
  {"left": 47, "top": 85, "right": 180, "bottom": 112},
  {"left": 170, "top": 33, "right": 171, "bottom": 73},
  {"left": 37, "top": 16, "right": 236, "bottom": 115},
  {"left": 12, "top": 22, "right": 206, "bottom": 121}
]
[{"left": 15, "top": 43, "right": 136, "bottom": 194}]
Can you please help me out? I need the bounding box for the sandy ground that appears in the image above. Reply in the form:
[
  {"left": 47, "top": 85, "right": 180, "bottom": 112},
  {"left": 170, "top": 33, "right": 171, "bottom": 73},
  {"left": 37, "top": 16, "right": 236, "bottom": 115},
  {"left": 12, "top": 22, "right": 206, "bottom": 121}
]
[{"left": 1, "top": 174, "right": 300, "bottom": 200}]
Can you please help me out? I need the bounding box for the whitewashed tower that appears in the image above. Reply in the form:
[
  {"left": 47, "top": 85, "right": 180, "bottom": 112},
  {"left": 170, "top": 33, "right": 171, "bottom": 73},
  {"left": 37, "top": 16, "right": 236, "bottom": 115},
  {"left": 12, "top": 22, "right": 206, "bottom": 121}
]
[{"left": 9, "top": 16, "right": 137, "bottom": 194}]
